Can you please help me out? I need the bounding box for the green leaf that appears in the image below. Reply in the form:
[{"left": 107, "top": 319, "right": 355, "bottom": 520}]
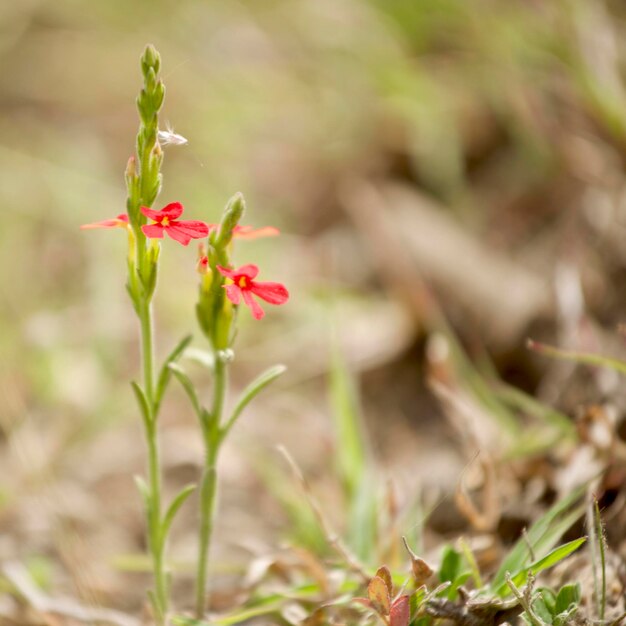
[
  {"left": 168, "top": 362, "right": 203, "bottom": 419},
  {"left": 154, "top": 335, "right": 193, "bottom": 414},
  {"left": 131, "top": 381, "right": 151, "bottom": 427},
  {"left": 347, "top": 469, "right": 378, "bottom": 562},
  {"left": 497, "top": 538, "right": 586, "bottom": 595},
  {"left": 160, "top": 483, "right": 196, "bottom": 547},
  {"left": 494, "top": 382, "right": 576, "bottom": 440},
  {"left": 491, "top": 485, "right": 585, "bottom": 591},
  {"left": 133, "top": 475, "right": 151, "bottom": 511},
  {"left": 439, "top": 545, "right": 462, "bottom": 584},
  {"left": 221, "top": 365, "right": 286, "bottom": 438},
  {"left": 555, "top": 583, "right": 581, "bottom": 615},
  {"left": 329, "top": 348, "right": 367, "bottom": 497},
  {"left": 538, "top": 587, "right": 557, "bottom": 616},
  {"left": 527, "top": 340, "right": 626, "bottom": 376}
]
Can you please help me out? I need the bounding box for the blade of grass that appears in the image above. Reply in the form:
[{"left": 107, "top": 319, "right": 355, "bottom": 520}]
[
  {"left": 491, "top": 485, "right": 586, "bottom": 591},
  {"left": 496, "top": 537, "right": 586, "bottom": 595},
  {"left": 594, "top": 498, "right": 607, "bottom": 622},
  {"left": 527, "top": 339, "right": 626, "bottom": 376},
  {"left": 329, "top": 346, "right": 368, "bottom": 497}
]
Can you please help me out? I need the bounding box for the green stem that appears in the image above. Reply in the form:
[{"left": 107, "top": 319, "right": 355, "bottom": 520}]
[
  {"left": 195, "top": 357, "right": 227, "bottom": 618},
  {"left": 139, "top": 300, "right": 168, "bottom": 624}
]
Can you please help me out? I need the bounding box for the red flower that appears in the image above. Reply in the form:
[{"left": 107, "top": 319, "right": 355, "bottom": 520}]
[
  {"left": 217, "top": 264, "right": 288, "bottom": 320},
  {"left": 81, "top": 214, "right": 129, "bottom": 230},
  {"left": 208, "top": 224, "right": 280, "bottom": 240},
  {"left": 141, "top": 202, "right": 209, "bottom": 246}
]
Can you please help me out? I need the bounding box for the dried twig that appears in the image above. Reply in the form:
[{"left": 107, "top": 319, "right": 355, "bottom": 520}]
[{"left": 277, "top": 445, "right": 370, "bottom": 583}]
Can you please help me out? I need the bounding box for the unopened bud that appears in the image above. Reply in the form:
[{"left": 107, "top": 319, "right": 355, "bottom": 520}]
[
  {"left": 215, "top": 192, "right": 246, "bottom": 249},
  {"left": 125, "top": 155, "right": 137, "bottom": 179},
  {"left": 141, "top": 44, "right": 161, "bottom": 75},
  {"left": 145, "top": 67, "right": 157, "bottom": 93},
  {"left": 196, "top": 255, "right": 210, "bottom": 275},
  {"left": 152, "top": 80, "right": 165, "bottom": 111}
]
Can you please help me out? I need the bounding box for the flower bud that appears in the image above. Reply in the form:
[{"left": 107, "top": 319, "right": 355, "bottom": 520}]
[
  {"left": 141, "top": 44, "right": 161, "bottom": 76},
  {"left": 145, "top": 67, "right": 157, "bottom": 93},
  {"left": 152, "top": 80, "right": 165, "bottom": 111},
  {"left": 214, "top": 192, "right": 246, "bottom": 249}
]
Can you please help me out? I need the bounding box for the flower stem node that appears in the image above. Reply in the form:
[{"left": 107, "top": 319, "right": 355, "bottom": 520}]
[{"left": 217, "top": 349, "right": 235, "bottom": 365}]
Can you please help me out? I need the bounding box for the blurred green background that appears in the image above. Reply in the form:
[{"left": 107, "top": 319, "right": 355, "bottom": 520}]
[{"left": 3, "top": 0, "right": 626, "bottom": 613}]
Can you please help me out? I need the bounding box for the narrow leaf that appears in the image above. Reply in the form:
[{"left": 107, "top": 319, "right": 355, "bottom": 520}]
[
  {"left": 222, "top": 365, "right": 286, "bottom": 437},
  {"left": 527, "top": 339, "right": 626, "bottom": 376},
  {"left": 168, "top": 362, "right": 203, "bottom": 419},
  {"left": 131, "top": 381, "right": 152, "bottom": 427},
  {"left": 329, "top": 348, "right": 367, "bottom": 496},
  {"left": 134, "top": 475, "right": 151, "bottom": 515},
  {"left": 155, "top": 335, "right": 193, "bottom": 413},
  {"left": 161, "top": 483, "right": 196, "bottom": 546},
  {"left": 498, "top": 537, "right": 586, "bottom": 595},
  {"left": 491, "top": 485, "right": 585, "bottom": 590}
]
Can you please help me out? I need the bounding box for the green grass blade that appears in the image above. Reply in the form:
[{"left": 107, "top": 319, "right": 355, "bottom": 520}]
[
  {"left": 329, "top": 347, "right": 368, "bottom": 498},
  {"left": 497, "top": 537, "right": 586, "bottom": 595},
  {"left": 527, "top": 339, "right": 626, "bottom": 376},
  {"left": 494, "top": 382, "right": 576, "bottom": 439},
  {"left": 491, "top": 485, "right": 585, "bottom": 591}
]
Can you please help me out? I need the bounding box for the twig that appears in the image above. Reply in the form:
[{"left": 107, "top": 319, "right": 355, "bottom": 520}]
[{"left": 277, "top": 445, "right": 370, "bottom": 583}]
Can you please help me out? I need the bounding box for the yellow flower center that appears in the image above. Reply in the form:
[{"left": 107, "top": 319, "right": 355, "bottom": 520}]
[
  {"left": 238, "top": 276, "right": 248, "bottom": 288},
  {"left": 161, "top": 216, "right": 170, "bottom": 227}
]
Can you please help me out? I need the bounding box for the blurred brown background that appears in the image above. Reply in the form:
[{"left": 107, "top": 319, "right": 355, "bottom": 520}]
[{"left": 3, "top": 0, "right": 626, "bottom": 616}]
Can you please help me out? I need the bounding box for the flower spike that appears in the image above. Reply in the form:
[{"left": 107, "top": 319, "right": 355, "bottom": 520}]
[
  {"left": 217, "top": 264, "right": 288, "bottom": 320},
  {"left": 141, "top": 202, "right": 209, "bottom": 246},
  {"left": 81, "top": 214, "right": 129, "bottom": 230}
]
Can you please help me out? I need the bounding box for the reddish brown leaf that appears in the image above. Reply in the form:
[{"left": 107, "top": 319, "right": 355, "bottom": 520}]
[
  {"left": 367, "top": 575, "right": 391, "bottom": 616},
  {"left": 374, "top": 565, "right": 393, "bottom": 596},
  {"left": 390, "top": 595, "right": 410, "bottom": 626}
]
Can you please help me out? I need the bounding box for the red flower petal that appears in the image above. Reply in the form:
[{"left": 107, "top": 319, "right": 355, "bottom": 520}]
[
  {"left": 217, "top": 265, "right": 237, "bottom": 279},
  {"left": 250, "top": 281, "right": 289, "bottom": 305},
  {"left": 224, "top": 284, "right": 242, "bottom": 305},
  {"left": 160, "top": 202, "right": 184, "bottom": 219},
  {"left": 233, "top": 225, "right": 280, "bottom": 240},
  {"left": 81, "top": 214, "right": 128, "bottom": 229},
  {"left": 165, "top": 225, "right": 193, "bottom": 246},
  {"left": 140, "top": 206, "right": 162, "bottom": 221},
  {"left": 236, "top": 264, "right": 260, "bottom": 279},
  {"left": 141, "top": 202, "right": 185, "bottom": 222},
  {"left": 142, "top": 223, "right": 165, "bottom": 238},
  {"left": 165, "top": 221, "right": 209, "bottom": 246},
  {"left": 217, "top": 264, "right": 259, "bottom": 280},
  {"left": 242, "top": 290, "right": 265, "bottom": 320}
]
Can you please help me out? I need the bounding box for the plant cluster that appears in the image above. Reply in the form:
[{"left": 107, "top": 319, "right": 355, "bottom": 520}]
[{"left": 82, "top": 44, "right": 288, "bottom": 624}]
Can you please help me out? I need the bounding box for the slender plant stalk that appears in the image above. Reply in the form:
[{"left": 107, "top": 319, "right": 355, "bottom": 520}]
[
  {"left": 184, "top": 192, "right": 286, "bottom": 618},
  {"left": 195, "top": 357, "right": 227, "bottom": 617},
  {"left": 125, "top": 45, "right": 168, "bottom": 625},
  {"left": 139, "top": 300, "right": 168, "bottom": 621}
]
